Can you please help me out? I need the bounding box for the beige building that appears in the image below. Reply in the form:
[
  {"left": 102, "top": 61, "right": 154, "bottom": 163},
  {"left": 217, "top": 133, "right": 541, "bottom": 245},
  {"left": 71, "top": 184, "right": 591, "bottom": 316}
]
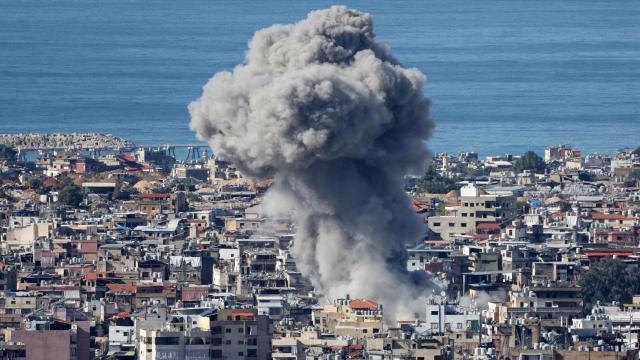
[
  {"left": 428, "top": 183, "right": 517, "bottom": 240},
  {"left": 366, "top": 337, "right": 445, "bottom": 360},
  {"left": 313, "top": 297, "right": 383, "bottom": 340},
  {"left": 138, "top": 328, "right": 211, "bottom": 360},
  {"left": 2, "top": 221, "right": 53, "bottom": 253},
  {"left": 0, "top": 292, "right": 38, "bottom": 315},
  {"left": 210, "top": 309, "right": 272, "bottom": 360},
  {"left": 272, "top": 329, "right": 350, "bottom": 360}
]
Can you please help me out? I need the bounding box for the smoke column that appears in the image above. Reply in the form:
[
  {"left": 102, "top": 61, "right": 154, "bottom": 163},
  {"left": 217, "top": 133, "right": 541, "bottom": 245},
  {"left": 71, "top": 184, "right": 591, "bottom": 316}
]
[{"left": 189, "top": 6, "right": 438, "bottom": 320}]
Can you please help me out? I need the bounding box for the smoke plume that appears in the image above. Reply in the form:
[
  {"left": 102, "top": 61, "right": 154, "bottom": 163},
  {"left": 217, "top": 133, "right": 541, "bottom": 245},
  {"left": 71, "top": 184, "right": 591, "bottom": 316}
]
[{"left": 189, "top": 6, "right": 438, "bottom": 320}]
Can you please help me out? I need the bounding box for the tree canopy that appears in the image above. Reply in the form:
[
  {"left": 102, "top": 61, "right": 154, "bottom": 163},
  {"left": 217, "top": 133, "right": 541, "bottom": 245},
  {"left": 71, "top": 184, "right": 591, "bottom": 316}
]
[
  {"left": 578, "top": 171, "right": 594, "bottom": 182},
  {"left": 578, "top": 257, "right": 640, "bottom": 311},
  {"left": 58, "top": 185, "right": 83, "bottom": 206},
  {"left": 513, "top": 151, "right": 546, "bottom": 174},
  {"left": 417, "top": 163, "right": 460, "bottom": 194}
]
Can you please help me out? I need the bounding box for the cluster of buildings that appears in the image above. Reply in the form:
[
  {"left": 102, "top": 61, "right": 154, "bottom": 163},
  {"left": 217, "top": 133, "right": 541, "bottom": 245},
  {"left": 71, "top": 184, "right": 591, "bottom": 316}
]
[{"left": 1, "top": 137, "right": 640, "bottom": 360}]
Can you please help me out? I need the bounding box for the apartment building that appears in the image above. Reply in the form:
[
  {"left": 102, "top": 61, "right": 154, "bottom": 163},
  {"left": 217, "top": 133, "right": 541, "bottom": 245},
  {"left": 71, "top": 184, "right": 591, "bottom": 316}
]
[
  {"left": 210, "top": 309, "right": 272, "bottom": 360},
  {"left": 138, "top": 328, "right": 211, "bottom": 360},
  {"left": 313, "top": 297, "right": 384, "bottom": 340},
  {"left": 428, "top": 183, "right": 517, "bottom": 240}
]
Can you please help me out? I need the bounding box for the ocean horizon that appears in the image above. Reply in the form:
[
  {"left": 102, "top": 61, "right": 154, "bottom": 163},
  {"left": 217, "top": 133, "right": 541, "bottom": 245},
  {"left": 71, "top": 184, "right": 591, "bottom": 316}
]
[{"left": 1, "top": 0, "right": 639, "bottom": 156}]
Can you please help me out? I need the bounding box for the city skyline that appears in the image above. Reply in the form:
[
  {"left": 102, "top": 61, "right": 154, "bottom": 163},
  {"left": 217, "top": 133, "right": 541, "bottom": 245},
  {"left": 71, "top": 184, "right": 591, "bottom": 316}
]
[{"left": 1, "top": 2, "right": 640, "bottom": 360}]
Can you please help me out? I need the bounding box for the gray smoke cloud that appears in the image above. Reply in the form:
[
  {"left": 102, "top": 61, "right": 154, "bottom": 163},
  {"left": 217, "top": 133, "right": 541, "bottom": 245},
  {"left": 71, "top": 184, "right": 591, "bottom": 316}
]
[{"left": 189, "top": 6, "right": 438, "bottom": 321}]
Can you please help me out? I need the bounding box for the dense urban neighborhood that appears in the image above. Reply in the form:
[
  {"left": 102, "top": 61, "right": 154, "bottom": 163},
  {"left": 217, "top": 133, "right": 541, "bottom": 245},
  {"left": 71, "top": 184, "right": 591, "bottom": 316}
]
[{"left": 2, "top": 136, "right": 640, "bottom": 359}]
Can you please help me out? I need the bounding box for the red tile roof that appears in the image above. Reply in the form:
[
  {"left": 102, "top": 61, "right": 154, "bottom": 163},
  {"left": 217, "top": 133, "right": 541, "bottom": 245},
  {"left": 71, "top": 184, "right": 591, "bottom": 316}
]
[
  {"left": 592, "top": 213, "right": 635, "bottom": 221},
  {"left": 349, "top": 299, "right": 379, "bottom": 310},
  {"left": 477, "top": 223, "right": 501, "bottom": 230},
  {"left": 585, "top": 249, "right": 633, "bottom": 257},
  {"left": 121, "top": 154, "right": 136, "bottom": 162},
  {"left": 106, "top": 283, "right": 136, "bottom": 294},
  {"left": 411, "top": 198, "right": 432, "bottom": 212},
  {"left": 231, "top": 310, "right": 256, "bottom": 320},
  {"left": 84, "top": 272, "right": 114, "bottom": 281}
]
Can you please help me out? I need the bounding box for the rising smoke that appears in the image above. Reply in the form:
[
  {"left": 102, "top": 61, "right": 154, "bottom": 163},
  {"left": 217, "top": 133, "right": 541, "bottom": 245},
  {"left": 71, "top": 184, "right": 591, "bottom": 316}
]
[{"left": 189, "top": 6, "right": 439, "bottom": 320}]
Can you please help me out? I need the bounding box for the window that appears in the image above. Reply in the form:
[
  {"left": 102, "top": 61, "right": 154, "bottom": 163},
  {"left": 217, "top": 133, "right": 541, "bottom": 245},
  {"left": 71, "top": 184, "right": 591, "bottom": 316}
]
[
  {"left": 448, "top": 223, "right": 455, "bottom": 227},
  {"left": 247, "top": 349, "right": 257, "bottom": 357},
  {"left": 225, "top": 328, "right": 232, "bottom": 333},
  {"left": 433, "top": 222, "right": 441, "bottom": 227},
  {"left": 269, "top": 308, "right": 281, "bottom": 315},
  {"left": 155, "top": 337, "right": 179, "bottom": 345},
  {"left": 238, "top": 352, "right": 244, "bottom": 356},
  {"left": 431, "top": 311, "right": 438, "bottom": 315}
]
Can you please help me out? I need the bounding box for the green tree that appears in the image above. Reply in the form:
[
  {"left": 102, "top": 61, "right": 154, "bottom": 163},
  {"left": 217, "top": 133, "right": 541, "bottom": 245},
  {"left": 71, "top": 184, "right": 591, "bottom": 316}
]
[
  {"left": 578, "top": 172, "right": 594, "bottom": 182},
  {"left": 513, "top": 151, "right": 546, "bottom": 174},
  {"left": 29, "top": 178, "right": 43, "bottom": 190},
  {"left": 187, "top": 192, "right": 202, "bottom": 203},
  {"left": 417, "top": 164, "right": 460, "bottom": 194},
  {"left": 633, "top": 146, "right": 640, "bottom": 156},
  {"left": 58, "top": 185, "right": 83, "bottom": 206},
  {"left": 56, "top": 175, "right": 74, "bottom": 190},
  {"left": 578, "top": 257, "right": 640, "bottom": 311},
  {"left": 112, "top": 186, "right": 131, "bottom": 200}
]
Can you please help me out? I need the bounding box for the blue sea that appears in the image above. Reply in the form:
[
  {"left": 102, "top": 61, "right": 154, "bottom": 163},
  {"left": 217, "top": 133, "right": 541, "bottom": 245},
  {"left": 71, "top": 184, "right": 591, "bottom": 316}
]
[{"left": 1, "top": 0, "right": 639, "bottom": 156}]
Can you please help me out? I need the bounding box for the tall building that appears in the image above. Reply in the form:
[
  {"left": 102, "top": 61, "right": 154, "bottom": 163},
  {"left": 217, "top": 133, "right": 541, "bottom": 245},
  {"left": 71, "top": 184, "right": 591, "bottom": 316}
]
[
  {"left": 313, "top": 297, "right": 384, "bottom": 340},
  {"left": 210, "top": 309, "right": 272, "bottom": 360},
  {"left": 428, "top": 183, "right": 517, "bottom": 240}
]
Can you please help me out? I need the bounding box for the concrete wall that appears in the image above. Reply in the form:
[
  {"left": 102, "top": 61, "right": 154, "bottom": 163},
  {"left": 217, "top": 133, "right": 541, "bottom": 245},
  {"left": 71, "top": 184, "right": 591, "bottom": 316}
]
[{"left": 11, "top": 330, "right": 72, "bottom": 360}]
